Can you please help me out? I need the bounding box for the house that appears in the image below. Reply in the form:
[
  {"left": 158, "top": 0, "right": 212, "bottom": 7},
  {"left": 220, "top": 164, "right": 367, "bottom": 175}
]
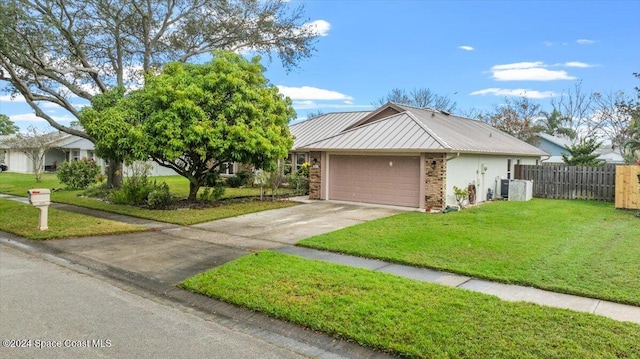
[
  {"left": 534, "top": 133, "right": 625, "bottom": 164},
  {"left": 290, "top": 103, "right": 548, "bottom": 210},
  {"left": 0, "top": 132, "right": 177, "bottom": 176},
  {"left": 535, "top": 132, "right": 572, "bottom": 164}
]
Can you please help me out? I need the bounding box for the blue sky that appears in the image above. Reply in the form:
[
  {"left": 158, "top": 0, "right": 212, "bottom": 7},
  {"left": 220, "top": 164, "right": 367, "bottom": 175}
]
[{"left": 2, "top": 0, "right": 639, "bottom": 131}]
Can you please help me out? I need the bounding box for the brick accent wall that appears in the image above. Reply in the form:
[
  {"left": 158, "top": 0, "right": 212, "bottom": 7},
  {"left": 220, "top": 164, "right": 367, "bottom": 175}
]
[
  {"left": 425, "top": 154, "right": 446, "bottom": 210},
  {"left": 308, "top": 151, "right": 322, "bottom": 200}
]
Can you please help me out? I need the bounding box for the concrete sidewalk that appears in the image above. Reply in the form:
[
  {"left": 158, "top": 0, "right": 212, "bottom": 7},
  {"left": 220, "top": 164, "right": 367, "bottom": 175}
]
[{"left": 275, "top": 246, "right": 640, "bottom": 325}]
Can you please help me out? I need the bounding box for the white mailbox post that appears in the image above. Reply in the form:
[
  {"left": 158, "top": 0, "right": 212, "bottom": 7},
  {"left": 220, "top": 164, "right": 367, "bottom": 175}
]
[{"left": 27, "top": 189, "right": 51, "bottom": 230}]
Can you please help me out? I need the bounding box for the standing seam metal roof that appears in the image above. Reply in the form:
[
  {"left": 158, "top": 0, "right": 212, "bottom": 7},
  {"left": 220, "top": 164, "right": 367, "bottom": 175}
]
[
  {"left": 297, "top": 104, "right": 548, "bottom": 156},
  {"left": 289, "top": 111, "right": 371, "bottom": 150}
]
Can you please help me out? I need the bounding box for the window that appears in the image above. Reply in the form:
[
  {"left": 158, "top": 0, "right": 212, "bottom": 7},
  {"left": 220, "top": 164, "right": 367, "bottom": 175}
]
[
  {"left": 295, "top": 153, "right": 308, "bottom": 171},
  {"left": 87, "top": 151, "right": 95, "bottom": 160},
  {"left": 507, "top": 159, "right": 512, "bottom": 179},
  {"left": 220, "top": 162, "right": 235, "bottom": 175},
  {"left": 72, "top": 150, "right": 80, "bottom": 161}
]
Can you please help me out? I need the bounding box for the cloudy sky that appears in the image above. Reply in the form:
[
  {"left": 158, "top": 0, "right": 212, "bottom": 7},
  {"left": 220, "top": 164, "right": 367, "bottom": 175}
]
[{"left": 2, "top": 0, "right": 639, "bottom": 130}]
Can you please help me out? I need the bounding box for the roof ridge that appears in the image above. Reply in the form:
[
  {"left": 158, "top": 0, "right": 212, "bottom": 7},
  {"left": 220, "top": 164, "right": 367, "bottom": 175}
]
[{"left": 403, "top": 110, "right": 451, "bottom": 149}]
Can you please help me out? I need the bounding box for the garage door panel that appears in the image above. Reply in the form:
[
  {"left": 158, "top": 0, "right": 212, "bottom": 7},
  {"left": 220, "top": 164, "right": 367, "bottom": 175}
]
[{"left": 328, "top": 155, "right": 420, "bottom": 207}]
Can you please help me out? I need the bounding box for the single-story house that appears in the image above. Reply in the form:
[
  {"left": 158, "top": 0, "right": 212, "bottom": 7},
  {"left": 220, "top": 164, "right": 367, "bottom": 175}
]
[
  {"left": 0, "top": 132, "right": 177, "bottom": 176},
  {"left": 290, "top": 103, "right": 548, "bottom": 210},
  {"left": 534, "top": 132, "right": 625, "bottom": 164}
]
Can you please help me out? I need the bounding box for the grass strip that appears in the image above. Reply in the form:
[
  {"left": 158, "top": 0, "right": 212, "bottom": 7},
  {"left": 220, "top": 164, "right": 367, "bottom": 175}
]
[
  {"left": 0, "top": 173, "right": 297, "bottom": 225},
  {"left": 0, "top": 198, "right": 146, "bottom": 240},
  {"left": 180, "top": 251, "right": 640, "bottom": 358},
  {"left": 298, "top": 199, "right": 640, "bottom": 306}
]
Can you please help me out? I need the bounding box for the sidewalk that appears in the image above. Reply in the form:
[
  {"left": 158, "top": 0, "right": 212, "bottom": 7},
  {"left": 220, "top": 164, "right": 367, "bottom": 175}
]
[{"left": 2, "top": 192, "right": 639, "bottom": 325}]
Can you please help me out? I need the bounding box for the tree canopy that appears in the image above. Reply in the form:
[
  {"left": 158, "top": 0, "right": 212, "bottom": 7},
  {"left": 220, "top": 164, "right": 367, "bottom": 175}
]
[
  {"left": 81, "top": 51, "right": 295, "bottom": 200},
  {"left": 0, "top": 114, "right": 18, "bottom": 135},
  {"left": 0, "top": 0, "right": 318, "bottom": 139},
  {"left": 479, "top": 97, "right": 544, "bottom": 144}
]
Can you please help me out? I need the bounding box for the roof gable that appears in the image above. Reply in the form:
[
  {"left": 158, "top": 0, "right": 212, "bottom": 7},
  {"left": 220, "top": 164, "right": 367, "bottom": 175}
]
[
  {"left": 343, "top": 102, "right": 405, "bottom": 130},
  {"left": 289, "top": 111, "right": 370, "bottom": 149}
]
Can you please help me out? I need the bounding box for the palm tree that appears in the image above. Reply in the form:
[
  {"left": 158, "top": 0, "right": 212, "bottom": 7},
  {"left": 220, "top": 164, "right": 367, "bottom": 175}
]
[{"left": 538, "top": 109, "right": 576, "bottom": 139}]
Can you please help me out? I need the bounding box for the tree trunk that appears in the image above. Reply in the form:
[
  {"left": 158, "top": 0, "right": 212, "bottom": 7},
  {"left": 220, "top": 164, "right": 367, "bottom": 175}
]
[
  {"left": 188, "top": 180, "right": 200, "bottom": 202},
  {"left": 107, "top": 160, "right": 123, "bottom": 188}
]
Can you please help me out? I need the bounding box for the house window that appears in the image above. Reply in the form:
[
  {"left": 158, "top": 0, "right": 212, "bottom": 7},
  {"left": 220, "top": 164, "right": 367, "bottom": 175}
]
[
  {"left": 220, "top": 162, "right": 235, "bottom": 175},
  {"left": 507, "top": 159, "right": 512, "bottom": 179},
  {"left": 72, "top": 150, "right": 80, "bottom": 161},
  {"left": 295, "top": 153, "right": 308, "bottom": 171},
  {"left": 87, "top": 151, "right": 95, "bottom": 161}
]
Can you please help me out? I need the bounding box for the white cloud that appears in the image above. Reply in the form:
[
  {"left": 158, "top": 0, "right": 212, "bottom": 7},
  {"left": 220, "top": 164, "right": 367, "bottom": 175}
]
[
  {"left": 563, "top": 61, "right": 595, "bottom": 68},
  {"left": 470, "top": 88, "right": 557, "bottom": 99},
  {"left": 458, "top": 45, "right": 474, "bottom": 51},
  {"left": 490, "top": 62, "right": 576, "bottom": 81},
  {"left": 343, "top": 100, "right": 353, "bottom": 105},
  {"left": 278, "top": 85, "right": 353, "bottom": 100},
  {"left": 576, "top": 39, "right": 595, "bottom": 45},
  {"left": 0, "top": 94, "right": 27, "bottom": 103},
  {"left": 302, "top": 19, "right": 330, "bottom": 37},
  {"left": 9, "top": 112, "right": 75, "bottom": 124}
]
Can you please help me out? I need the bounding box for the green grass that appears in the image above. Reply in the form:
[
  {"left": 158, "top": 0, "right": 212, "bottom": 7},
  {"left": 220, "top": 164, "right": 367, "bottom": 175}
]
[
  {"left": 298, "top": 199, "right": 640, "bottom": 306},
  {"left": 0, "top": 173, "right": 297, "bottom": 225},
  {"left": 181, "top": 252, "right": 640, "bottom": 358},
  {"left": 0, "top": 198, "right": 146, "bottom": 240}
]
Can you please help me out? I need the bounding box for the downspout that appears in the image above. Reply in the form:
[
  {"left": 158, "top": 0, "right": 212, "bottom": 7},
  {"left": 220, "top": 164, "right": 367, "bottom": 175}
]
[{"left": 445, "top": 152, "right": 460, "bottom": 162}]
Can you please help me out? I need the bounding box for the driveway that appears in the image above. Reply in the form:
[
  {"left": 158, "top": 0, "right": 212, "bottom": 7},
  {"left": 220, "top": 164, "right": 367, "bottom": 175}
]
[
  {"left": 39, "top": 201, "right": 405, "bottom": 284},
  {"left": 163, "top": 201, "right": 405, "bottom": 249}
]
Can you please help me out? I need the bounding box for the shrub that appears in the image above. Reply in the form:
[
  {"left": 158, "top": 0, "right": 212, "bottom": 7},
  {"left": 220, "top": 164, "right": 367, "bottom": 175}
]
[
  {"left": 226, "top": 170, "right": 253, "bottom": 188},
  {"left": 57, "top": 158, "right": 101, "bottom": 189},
  {"left": 199, "top": 186, "right": 225, "bottom": 202},
  {"left": 147, "top": 182, "right": 175, "bottom": 209}
]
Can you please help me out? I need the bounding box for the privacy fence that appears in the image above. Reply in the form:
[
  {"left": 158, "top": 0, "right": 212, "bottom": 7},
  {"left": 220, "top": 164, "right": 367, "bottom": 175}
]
[{"left": 514, "top": 164, "right": 617, "bottom": 201}]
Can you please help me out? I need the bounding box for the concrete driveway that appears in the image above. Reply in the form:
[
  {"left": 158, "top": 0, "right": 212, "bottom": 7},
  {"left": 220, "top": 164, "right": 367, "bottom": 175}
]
[
  {"left": 163, "top": 201, "right": 405, "bottom": 249},
  {"left": 39, "top": 201, "right": 405, "bottom": 284}
]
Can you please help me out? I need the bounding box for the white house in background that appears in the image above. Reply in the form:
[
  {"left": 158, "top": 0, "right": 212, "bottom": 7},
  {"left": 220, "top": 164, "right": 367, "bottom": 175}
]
[
  {"left": 0, "top": 132, "right": 177, "bottom": 176},
  {"left": 290, "top": 103, "right": 548, "bottom": 210}
]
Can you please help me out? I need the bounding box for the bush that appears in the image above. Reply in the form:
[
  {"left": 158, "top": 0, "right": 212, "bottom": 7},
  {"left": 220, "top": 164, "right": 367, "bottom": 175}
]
[
  {"left": 199, "top": 185, "right": 225, "bottom": 202},
  {"left": 226, "top": 170, "right": 253, "bottom": 188},
  {"left": 57, "top": 158, "right": 101, "bottom": 190},
  {"left": 147, "top": 182, "right": 175, "bottom": 209}
]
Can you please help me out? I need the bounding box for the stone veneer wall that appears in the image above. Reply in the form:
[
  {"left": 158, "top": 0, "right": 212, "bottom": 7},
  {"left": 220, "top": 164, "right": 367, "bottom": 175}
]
[
  {"left": 425, "top": 153, "right": 446, "bottom": 210},
  {"left": 308, "top": 151, "right": 322, "bottom": 200}
]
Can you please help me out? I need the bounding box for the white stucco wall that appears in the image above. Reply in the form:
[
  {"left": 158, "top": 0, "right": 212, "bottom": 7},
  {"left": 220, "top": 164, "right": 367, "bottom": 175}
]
[
  {"left": 4, "top": 150, "right": 32, "bottom": 173},
  {"left": 445, "top": 154, "right": 539, "bottom": 206}
]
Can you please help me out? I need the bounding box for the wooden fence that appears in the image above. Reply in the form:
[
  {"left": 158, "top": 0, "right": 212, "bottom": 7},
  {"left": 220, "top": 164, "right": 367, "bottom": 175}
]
[
  {"left": 615, "top": 165, "right": 640, "bottom": 209},
  {"left": 514, "top": 164, "right": 617, "bottom": 201}
]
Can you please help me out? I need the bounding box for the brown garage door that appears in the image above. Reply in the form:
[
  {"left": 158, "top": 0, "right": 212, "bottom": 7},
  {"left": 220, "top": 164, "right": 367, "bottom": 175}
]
[{"left": 328, "top": 155, "right": 421, "bottom": 207}]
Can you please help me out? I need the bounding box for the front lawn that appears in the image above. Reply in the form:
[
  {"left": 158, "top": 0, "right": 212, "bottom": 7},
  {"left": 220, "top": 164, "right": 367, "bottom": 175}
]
[
  {"left": 0, "top": 198, "right": 146, "bottom": 240},
  {"left": 181, "top": 252, "right": 640, "bottom": 358},
  {"left": 299, "top": 199, "right": 640, "bottom": 306},
  {"left": 0, "top": 173, "right": 297, "bottom": 225}
]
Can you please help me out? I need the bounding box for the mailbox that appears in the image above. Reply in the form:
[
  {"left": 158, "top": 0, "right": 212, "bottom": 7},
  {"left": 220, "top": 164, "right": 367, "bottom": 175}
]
[{"left": 28, "top": 188, "right": 51, "bottom": 206}]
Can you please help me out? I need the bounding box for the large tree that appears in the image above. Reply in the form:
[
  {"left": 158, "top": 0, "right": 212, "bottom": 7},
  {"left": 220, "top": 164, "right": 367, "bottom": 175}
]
[
  {"left": 0, "top": 0, "right": 318, "bottom": 185},
  {"left": 480, "top": 96, "right": 544, "bottom": 144},
  {"left": 81, "top": 51, "right": 295, "bottom": 201},
  {"left": 0, "top": 114, "right": 18, "bottom": 135},
  {"left": 538, "top": 109, "right": 576, "bottom": 139},
  {"left": 551, "top": 80, "right": 600, "bottom": 142},
  {"left": 619, "top": 73, "right": 640, "bottom": 162},
  {"left": 375, "top": 88, "right": 457, "bottom": 113}
]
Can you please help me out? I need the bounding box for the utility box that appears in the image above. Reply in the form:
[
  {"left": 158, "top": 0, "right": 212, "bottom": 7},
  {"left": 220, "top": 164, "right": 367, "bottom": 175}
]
[
  {"left": 500, "top": 179, "right": 510, "bottom": 199},
  {"left": 508, "top": 180, "right": 533, "bottom": 201},
  {"left": 28, "top": 189, "right": 51, "bottom": 206}
]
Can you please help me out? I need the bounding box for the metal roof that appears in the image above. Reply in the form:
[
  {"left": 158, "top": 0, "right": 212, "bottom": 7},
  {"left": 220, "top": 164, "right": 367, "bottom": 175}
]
[
  {"left": 537, "top": 132, "right": 573, "bottom": 148},
  {"left": 289, "top": 111, "right": 371, "bottom": 149},
  {"left": 299, "top": 104, "right": 548, "bottom": 156}
]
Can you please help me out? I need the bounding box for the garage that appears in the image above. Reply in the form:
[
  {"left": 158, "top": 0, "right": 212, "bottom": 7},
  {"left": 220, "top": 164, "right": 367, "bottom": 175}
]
[{"left": 328, "top": 155, "right": 421, "bottom": 207}]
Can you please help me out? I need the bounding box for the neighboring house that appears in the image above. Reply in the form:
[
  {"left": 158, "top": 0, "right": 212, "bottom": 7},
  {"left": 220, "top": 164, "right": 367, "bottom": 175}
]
[
  {"left": 535, "top": 133, "right": 571, "bottom": 164},
  {"left": 290, "top": 103, "right": 548, "bottom": 210},
  {"left": 534, "top": 133, "right": 625, "bottom": 164},
  {"left": 0, "top": 132, "right": 177, "bottom": 176}
]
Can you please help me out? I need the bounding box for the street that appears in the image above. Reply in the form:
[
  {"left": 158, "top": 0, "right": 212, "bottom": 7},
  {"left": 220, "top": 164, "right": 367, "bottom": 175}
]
[{"left": 0, "top": 244, "right": 306, "bottom": 359}]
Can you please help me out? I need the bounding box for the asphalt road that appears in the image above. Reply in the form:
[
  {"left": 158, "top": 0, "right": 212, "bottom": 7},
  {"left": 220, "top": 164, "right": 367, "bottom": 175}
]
[{"left": 0, "top": 245, "right": 306, "bottom": 359}]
